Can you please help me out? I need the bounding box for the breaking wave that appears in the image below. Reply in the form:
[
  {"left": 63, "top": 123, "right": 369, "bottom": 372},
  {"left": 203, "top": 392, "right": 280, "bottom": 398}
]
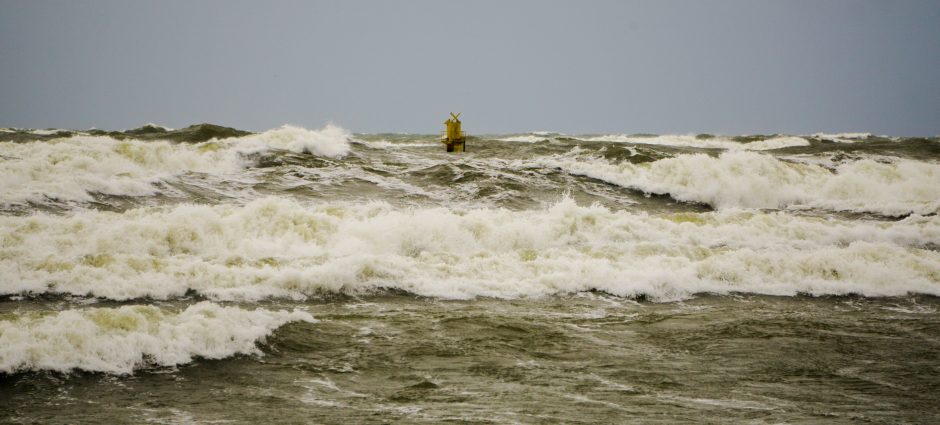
[
  {"left": 0, "top": 136, "right": 246, "bottom": 205},
  {"left": 0, "top": 125, "right": 352, "bottom": 206},
  {"left": 0, "top": 302, "right": 313, "bottom": 374},
  {"left": 537, "top": 151, "right": 940, "bottom": 215},
  {"left": 2, "top": 197, "right": 937, "bottom": 302},
  {"left": 229, "top": 124, "right": 351, "bottom": 157}
]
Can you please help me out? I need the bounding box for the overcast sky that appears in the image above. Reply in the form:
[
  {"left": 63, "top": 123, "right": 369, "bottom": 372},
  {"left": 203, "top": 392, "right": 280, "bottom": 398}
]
[{"left": 1, "top": 0, "right": 938, "bottom": 135}]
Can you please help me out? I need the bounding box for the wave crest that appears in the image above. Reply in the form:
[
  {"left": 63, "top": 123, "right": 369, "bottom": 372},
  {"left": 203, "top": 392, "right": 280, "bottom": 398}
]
[{"left": 0, "top": 302, "right": 314, "bottom": 374}]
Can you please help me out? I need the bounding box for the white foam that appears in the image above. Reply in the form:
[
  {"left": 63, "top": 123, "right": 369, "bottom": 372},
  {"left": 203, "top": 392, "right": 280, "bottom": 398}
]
[
  {"left": 583, "top": 134, "right": 809, "bottom": 151},
  {"left": 535, "top": 151, "right": 940, "bottom": 215},
  {"left": 0, "top": 302, "right": 314, "bottom": 374},
  {"left": 1, "top": 197, "right": 937, "bottom": 302}
]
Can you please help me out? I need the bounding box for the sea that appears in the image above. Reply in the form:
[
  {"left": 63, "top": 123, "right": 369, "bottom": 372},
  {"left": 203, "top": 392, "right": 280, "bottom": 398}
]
[{"left": 1, "top": 124, "right": 938, "bottom": 424}]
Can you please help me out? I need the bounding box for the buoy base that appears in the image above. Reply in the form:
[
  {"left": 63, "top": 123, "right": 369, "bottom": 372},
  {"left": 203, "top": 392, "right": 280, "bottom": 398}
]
[{"left": 443, "top": 139, "right": 465, "bottom": 153}]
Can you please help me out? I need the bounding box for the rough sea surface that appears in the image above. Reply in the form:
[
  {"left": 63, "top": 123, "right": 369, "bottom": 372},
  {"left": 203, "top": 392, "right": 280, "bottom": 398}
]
[{"left": 1, "top": 124, "right": 939, "bottom": 423}]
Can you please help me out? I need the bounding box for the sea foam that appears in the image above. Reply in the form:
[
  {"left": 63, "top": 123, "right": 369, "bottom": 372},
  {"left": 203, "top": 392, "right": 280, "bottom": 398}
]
[
  {"left": 1, "top": 197, "right": 937, "bottom": 302},
  {"left": 0, "top": 302, "right": 314, "bottom": 374}
]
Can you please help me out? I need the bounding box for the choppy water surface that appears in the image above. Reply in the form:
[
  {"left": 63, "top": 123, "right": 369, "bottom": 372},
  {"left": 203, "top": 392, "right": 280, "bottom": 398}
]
[{"left": 1, "top": 124, "right": 939, "bottom": 423}]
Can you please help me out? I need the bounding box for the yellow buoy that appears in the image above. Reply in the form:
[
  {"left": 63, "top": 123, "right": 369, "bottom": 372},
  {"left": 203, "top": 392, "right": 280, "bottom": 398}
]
[{"left": 441, "top": 112, "right": 466, "bottom": 152}]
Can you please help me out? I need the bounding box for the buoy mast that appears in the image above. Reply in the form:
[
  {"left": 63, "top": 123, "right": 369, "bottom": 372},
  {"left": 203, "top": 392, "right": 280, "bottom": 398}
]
[{"left": 441, "top": 112, "right": 466, "bottom": 152}]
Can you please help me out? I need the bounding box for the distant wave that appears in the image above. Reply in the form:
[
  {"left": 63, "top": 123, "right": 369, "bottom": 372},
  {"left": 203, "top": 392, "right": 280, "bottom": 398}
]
[
  {"left": 581, "top": 134, "right": 811, "bottom": 151},
  {"left": 2, "top": 197, "right": 937, "bottom": 302},
  {"left": 0, "top": 302, "right": 313, "bottom": 374},
  {"left": 496, "top": 135, "right": 552, "bottom": 143},
  {"left": 130, "top": 123, "right": 174, "bottom": 132},
  {"left": 537, "top": 150, "right": 940, "bottom": 216},
  {"left": 353, "top": 139, "right": 436, "bottom": 149},
  {"left": 26, "top": 129, "right": 66, "bottom": 135},
  {"left": 811, "top": 132, "right": 873, "bottom": 143}
]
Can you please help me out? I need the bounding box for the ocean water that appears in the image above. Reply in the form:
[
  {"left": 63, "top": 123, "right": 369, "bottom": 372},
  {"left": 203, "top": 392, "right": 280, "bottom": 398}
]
[{"left": 1, "top": 124, "right": 939, "bottom": 423}]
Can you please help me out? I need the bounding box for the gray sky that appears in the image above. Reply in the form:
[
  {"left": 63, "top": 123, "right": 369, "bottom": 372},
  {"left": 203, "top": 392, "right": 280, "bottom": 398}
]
[{"left": 1, "top": 0, "right": 938, "bottom": 135}]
